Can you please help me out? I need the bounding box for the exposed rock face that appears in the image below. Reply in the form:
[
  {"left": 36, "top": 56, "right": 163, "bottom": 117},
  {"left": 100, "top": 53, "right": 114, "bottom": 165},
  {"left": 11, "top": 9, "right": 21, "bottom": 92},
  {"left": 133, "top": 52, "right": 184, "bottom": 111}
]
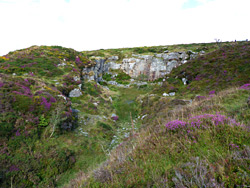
[
  {"left": 82, "top": 51, "right": 203, "bottom": 82},
  {"left": 121, "top": 57, "right": 167, "bottom": 80},
  {"left": 120, "top": 52, "right": 191, "bottom": 80},
  {"left": 69, "top": 88, "right": 82, "bottom": 97},
  {"left": 82, "top": 59, "right": 108, "bottom": 82}
]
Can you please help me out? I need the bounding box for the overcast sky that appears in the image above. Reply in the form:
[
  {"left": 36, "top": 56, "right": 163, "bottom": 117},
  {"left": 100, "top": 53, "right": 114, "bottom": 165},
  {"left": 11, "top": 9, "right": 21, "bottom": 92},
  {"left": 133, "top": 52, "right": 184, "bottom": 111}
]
[{"left": 0, "top": 0, "right": 249, "bottom": 55}]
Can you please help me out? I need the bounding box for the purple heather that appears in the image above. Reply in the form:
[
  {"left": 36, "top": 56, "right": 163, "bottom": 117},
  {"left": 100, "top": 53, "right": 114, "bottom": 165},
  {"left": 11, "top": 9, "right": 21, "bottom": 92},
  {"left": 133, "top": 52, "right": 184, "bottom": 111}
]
[
  {"left": 41, "top": 97, "right": 51, "bottom": 110},
  {"left": 209, "top": 90, "right": 215, "bottom": 95},
  {"left": 165, "top": 113, "right": 243, "bottom": 131},
  {"left": 239, "top": 83, "right": 250, "bottom": 90},
  {"left": 9, "top": 165, "right": 19, "bottom": 172}
]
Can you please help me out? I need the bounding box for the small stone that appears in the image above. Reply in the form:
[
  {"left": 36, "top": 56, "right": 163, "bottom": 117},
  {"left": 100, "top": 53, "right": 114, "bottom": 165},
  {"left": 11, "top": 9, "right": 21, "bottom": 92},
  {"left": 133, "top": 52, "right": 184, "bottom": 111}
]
[
  {"left": 74, "top": 76, "right": 80, "bottom": 81},
  {"left": 169, "top": 92, "right": 175, "bottom": 96},
  {"left": 109, "top": 97, "right": 113, "bottom": 102},
  {"left": 163, "top": 93, "right": 169, "bottom": 97},
  {"left": 141, "top": 114, "right": 147, "bottom": 119},
  {"left": 182, "top": 78, "right": 188, "bottom": 85}
]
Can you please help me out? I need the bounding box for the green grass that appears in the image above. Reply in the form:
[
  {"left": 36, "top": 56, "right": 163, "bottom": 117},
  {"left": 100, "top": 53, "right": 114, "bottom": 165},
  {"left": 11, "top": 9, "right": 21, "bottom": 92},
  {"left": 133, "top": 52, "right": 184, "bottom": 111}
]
[{"left": 84, "top": 88, "right": 250, "bottom": 188}]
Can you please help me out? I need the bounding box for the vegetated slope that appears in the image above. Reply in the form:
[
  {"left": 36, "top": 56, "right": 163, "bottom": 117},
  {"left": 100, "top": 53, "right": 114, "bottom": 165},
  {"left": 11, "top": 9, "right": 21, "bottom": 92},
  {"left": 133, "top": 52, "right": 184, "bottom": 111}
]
[
  {"left": 1, "top": 42, "right": 249, "bottom": 187},
  {"left": 80, "top": 42, "right": 250, "bottom": 187},
  {"left": 82, "top": 41, "right": 231, "bottom": 59},
  {"left": 0, "top": 46, "right": 99, "bottom": 187},
  {"left": 157, "top": 42, "right": 250, "bottom": 96},
  {"left": 0, "top": 45, "right": 153, "bottom": 187},
  {"left": 84, "top": 87, "right": 250, "bottom": 188}
]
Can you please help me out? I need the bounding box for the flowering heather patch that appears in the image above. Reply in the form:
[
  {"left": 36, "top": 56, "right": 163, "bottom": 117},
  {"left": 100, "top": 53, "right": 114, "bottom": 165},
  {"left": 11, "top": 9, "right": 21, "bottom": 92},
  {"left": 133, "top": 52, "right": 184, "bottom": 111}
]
[
  {"left": 50, "top": 96, "right": 57, "bottom": 103},
  {"left": 229, "top": 143, "right": 239, "bottom": 149},
  {"left": 9, "top": 165, "right": 19, "bottom": 172},
  {"left": 111, "top": 116, "right": 119, "bottom": 121},
  {"left": 15, "top": 129, "right": 21, "bottom": 136},
  {"left": 239, "top": 83, "right": 250, "bottom": 90},
  {"left": 0, "top": 82, "right": 4, "bottom": 88},
  {"left": 165, "top": 120, "right": 186, "bottom": 130},
  {"left": 12, "top": 83, "right": 33, "bottom": 97},
  {"left": 195, "top": 75, "right": 202, "bottom": 81},
  {"left": 75, "top": 56, "right": 82, "bottom": 63},
  {"left": 41, "top": 97, "right": 51, "bottom": 110},
  {"left": 209, "top": 90, "right": 215, "bottom": 95},
  {"left": 165, "top": 113, "right": 243, "bottom": 131},
  {"left": 195, "top": 96, "right": 206, "bottom": 100},
  {"left": 20, "top": 62, "right": 37, "bottom": 68},
  {"left": 29, "top": 72, "right": 34, "bottom": 76}
]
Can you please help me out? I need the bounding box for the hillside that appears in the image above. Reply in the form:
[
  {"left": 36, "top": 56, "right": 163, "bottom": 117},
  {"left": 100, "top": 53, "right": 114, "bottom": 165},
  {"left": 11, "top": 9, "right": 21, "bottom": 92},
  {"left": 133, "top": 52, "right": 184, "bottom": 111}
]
[{"left": 0, "top": 41, "right": 249, "bottom": 187}]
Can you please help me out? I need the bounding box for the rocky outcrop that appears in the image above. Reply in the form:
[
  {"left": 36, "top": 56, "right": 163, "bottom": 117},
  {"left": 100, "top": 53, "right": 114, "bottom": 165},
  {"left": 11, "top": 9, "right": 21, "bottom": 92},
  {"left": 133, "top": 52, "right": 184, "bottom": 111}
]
[
  {"left": 120, "top": 51, "right": 197, "bottom": 80},
  {"left": 82, "top": 59, "right": 109, "bottom": 82},
  {"left": 82, "top": 51, "right": 203, "bottom": 82}
]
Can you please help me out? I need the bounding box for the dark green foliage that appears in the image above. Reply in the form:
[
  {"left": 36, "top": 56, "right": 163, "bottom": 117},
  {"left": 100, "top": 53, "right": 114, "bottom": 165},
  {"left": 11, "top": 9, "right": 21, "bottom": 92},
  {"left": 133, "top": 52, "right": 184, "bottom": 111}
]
[
  {"left": 85, "top": 82, "right": 102, "bottom": 97},
  {"left": 115, "top": 71, "right": 131, "bottom": 84},
  {"left": 102, "top": 73, "right": 112, "bottom": 81}
]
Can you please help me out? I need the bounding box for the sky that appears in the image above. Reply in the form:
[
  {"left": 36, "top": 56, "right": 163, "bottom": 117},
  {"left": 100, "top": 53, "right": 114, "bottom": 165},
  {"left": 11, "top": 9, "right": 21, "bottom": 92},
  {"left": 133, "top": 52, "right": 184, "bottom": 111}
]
[{"left": 0, "top": 0, "right": 249, "bottom": 55}]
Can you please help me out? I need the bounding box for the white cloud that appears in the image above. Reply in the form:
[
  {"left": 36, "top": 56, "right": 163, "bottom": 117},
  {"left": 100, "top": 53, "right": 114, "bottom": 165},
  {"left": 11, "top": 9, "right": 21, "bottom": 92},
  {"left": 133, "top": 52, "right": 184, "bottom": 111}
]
[{"left": 0, "top": 0, "right": 249, "bottom": 55}]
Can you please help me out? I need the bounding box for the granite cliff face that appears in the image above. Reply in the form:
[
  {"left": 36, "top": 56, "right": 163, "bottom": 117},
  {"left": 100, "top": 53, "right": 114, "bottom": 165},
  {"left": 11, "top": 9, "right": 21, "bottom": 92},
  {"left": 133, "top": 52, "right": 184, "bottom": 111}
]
[{"left": 82, "top": 50, "right": 204, "bottom": 82}]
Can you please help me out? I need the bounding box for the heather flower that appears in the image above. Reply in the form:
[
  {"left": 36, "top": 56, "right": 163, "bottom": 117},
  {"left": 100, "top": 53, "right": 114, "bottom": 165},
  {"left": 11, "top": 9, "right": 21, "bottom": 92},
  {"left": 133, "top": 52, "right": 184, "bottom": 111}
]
[
  {"left": 165, "top": 113, "right": 243, "bottom": 131},
  {"left": 229, "top": 143, "right": 239, "bottom": 149},
  {"left": 9, "top": 165, "right": 19, "bottom": 172},
  {"left": 63, "top": 111, "right": 71, "bottom": 117},
  {"left": 72, "top": 68, "right": 78, "bottom": 72},
  {"left": 0, "top": 82, "right": 4, "bottom": 88},
  {"left": 15, "top": 129, "right": 21, "bottom": 136},
  {"left": 165, "top": 120, "right": 187, "bottom": 130},
  {"left": 111, "top": 116, "right": 119, "bottom": 121},
  {"left": 239, "top": 83, "right": 250, "bottom": 90},
  {"left": 196, "top": 96, "right": 206, "bottom": 100},
  {"left": 29, "top": 72, "right": 34, "bottom": 76},
  {"left": 195, "top": 75, "right": 202, "bottom": 81},
  {"left": 50, "top": 96, "right": 57, "bottom": 103},
  {"left": 209, "top": 90, "right": 215, "bottom": 95},
  {"left": 20, "top": 62, "right": 37, "bottom": 68},
  {"left": 41, "top": 97, "right": 51, "bottom": 110},
  {"left": 75, "top": 56, "right": 81, "bottom": 63}
]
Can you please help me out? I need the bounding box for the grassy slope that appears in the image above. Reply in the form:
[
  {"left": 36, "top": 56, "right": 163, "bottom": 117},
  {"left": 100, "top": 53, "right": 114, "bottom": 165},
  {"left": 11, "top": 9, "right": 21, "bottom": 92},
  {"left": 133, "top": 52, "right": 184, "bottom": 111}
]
[
  {"left": 84, "top": 88, "right": 250, "bottom": 188},
  {"left": 80, "top": 42, "right": 250, "bottom": 187},
  {"left": 82, "top": 41, "right": 233, "bottom": 60}
]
